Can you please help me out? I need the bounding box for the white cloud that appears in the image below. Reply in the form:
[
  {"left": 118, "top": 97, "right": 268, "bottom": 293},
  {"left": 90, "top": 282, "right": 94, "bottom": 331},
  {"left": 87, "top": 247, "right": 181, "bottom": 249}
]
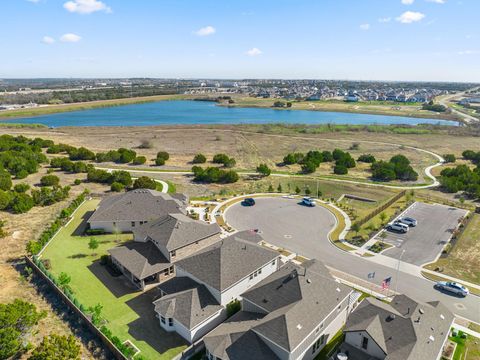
[
  {"left": 396, "top": 11, "right": 425, "bottom": 23},
  {"left": 193, "top": 26, "right": 216, "bottom": 36},
  {"left": 426, "top": 0, "right": 446, "bottom": 3},
  {"left": 63, "top": 0, "right": 111, "bottom": 14},
  {"left": 42, "top": 36, "right": 55, "bottom": 44},
  {"left": 458, "top": 50, "right": 480, "bottom": 55},
  {"left": 360, "top": 23, "right": 370, "bottom": 30},
  {"left": 401, "top": 0, "right": 414, "bottom": 4},
  {"left": 60, "top": 33, "right": 82, "bottom": 42},
  {"left": 246, "top": 47, "right": 262, "bottom": 56},
  {"left": 378, "top": 17, "right": 391, "bottom": 23}
]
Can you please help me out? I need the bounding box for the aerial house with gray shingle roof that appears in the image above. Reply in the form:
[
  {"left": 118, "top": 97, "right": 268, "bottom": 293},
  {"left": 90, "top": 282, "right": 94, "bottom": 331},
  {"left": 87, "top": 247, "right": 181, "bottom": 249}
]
[
  {"left": 152, "top": 233, "right": 280, "bottom": 343},
  {"left": 87, "top": 189, "right": 187, "bottom": 233},
  {"left": 108, "top": 213, "right": 221, "bottom": 290},
  {"left": 203, "top": 259, "right": 360, "bottom": 360},
  {"left": 341, "top": 294, "right": 454, "bottom": 360}
]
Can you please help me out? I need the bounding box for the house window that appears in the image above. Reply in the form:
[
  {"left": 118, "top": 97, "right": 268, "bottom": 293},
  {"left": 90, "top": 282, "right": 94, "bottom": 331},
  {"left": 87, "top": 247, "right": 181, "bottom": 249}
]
[
  {"left": 362, "top": 336, "right": 369, "bottom": 350},
  {"left": 272, "top": 259, "right": 276, "bottom": 266},
  {"left": 169, "top": 266, "right": 174, "bottom": 274},
  {"left": 258, "top": 268, "right": 262, "bottom": 275},
  {"left": 170, "top": 250, "right": 176, "bottom": 258},
  {"left": 131, "top": 221, "right": 135, "bottom": 227},
  {"left": 164, "top": 269, "right": 169, "bottom": 275},
  {"left": 312, "top": 334, "right": 325, "bottom": 354},
  {"left": 337, "top": 304, "right": 341, "bottom": 312},
  {"left": 168, "top": 318, "right": 173, "bottom": 326},
  {"left": 160, "top": 316, "right": 165, "bottom": 324},
  {"left": 249, "top": 274, "right": 253, "bottom": 280}
]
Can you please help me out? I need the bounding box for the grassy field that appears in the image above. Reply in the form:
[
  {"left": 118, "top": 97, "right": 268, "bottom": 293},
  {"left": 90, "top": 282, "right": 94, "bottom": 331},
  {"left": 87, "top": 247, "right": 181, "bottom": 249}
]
[
  {"left": 221, "top": 96, "right": 459, "bottom": 121},
  {"left": 425, "top": 214, "right": 480, "bottom": 285},
  {"left": 40, "top": 199, "right": 187, "bottom": 360},
  {"left": 0, "top": 94, "right": 192, "bottom": 119}
]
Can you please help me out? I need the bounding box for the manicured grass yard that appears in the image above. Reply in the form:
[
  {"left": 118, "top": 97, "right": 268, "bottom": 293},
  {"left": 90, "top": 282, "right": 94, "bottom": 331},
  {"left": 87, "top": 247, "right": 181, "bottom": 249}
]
[{"left": 40, "top": 199, "right": 187, "bottom": 360}]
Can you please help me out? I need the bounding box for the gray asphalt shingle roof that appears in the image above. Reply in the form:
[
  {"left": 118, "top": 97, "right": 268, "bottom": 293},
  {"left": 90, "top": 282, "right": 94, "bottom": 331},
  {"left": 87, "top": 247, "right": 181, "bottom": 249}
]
[
  {"left": 204, "top": 259, "right": 353, "bottom": 358},
  {"left": 108, "top": 241, "right": 171, "bottom": 279},
  {"left": 344, "top": 294, "right": 454, "bottom": 360},
  {"left": 203, "top": 311, "right": 279, "bottom": 360},
  {"left": 153, "top": 277, "right": 223, "bottom": 330},
  {"left": 88, "top": 189, "right": 186, "bottom": 223},
  {"left": 133, "top": 213, "right": 221, "bottom": 252},
  {"left": 176, "top": 234, "right": 279, "bottom": 292},
  {"left": 243, "top": 259, "right": 352, "bottom": 351}
]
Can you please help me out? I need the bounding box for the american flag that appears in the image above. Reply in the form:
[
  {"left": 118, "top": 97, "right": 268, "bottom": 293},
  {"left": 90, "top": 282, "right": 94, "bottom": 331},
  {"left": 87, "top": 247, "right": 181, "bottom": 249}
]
[{"left": 381, "top": 277, "right": 392, "bottom": 290}]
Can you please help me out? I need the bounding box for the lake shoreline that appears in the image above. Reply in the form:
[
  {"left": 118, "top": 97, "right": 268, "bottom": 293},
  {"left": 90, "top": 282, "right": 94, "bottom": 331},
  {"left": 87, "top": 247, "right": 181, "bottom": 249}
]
[{"left": 0, "top": 94, "right": 460, "bottom": 124}]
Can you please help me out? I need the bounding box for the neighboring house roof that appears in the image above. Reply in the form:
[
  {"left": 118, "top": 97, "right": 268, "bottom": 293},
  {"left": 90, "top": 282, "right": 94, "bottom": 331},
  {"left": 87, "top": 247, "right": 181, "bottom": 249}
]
[
  {"left": 204, "top": 260, "right": 353, "bottom": 358},
  {"left": 176, "top": 234, "right": 279, "bottom": 292},
  {"left": 153, "top": 277, "right": 222, "bottom": 330},
  {"left": 133, "top": 213, "right": 221, "bottom": 252},
  {"left": 243, "top": 259, "right": 352, "bottom": 351},
  {"left": 344, "top": 294, "right": 454, "bottom": 360},
  {"left": 230, "top": 229, "right": 264, "bottom": 244},
  {"left": 204, "top": 311, "right": 279, "bottom": 360},
  {"left": 108, "top": 241, "right": 171, "bottom": 280},
  {"left": 88, "top": 189, "right": 186, "bottom": 223}
]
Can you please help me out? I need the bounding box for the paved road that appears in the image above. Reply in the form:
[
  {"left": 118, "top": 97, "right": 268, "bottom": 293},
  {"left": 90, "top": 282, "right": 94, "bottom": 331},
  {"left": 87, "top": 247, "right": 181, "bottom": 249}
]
[
  {"left": 382, "top": 202, "right": 468, "bottom": 266},
  {"left": 225, "top": 197, "right": 480, "bottom": 323},
  {"left": 437, "top": 88, "right": 480, "bottom": 124}
]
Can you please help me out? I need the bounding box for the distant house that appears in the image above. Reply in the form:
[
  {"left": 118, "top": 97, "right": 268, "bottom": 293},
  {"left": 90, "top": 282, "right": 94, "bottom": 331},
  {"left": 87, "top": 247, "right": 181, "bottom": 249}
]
[
  {"left": 87, "top": 189, "right": 188, "bottom": 233},
  {"left": 108, "top": 213, "right": 221, "bottom": 290},
  {"left": 341, "top": 294, "right": 454, "bottom": 360},
  {"left": 203, "top": 259, "right": 360, "bottom": 360},
  {"left": 152, "top": 232, "right": 280, "bottom": 343}
]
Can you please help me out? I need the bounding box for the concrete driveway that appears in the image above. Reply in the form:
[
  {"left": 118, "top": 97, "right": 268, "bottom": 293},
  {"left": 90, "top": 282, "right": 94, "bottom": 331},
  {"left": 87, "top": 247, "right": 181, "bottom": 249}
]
[
  {"left": 225, "top": 197, "right": 336, "bottom": 257},
  {"left": 381, "top": 202, "right": 468, "bottom": 266}
]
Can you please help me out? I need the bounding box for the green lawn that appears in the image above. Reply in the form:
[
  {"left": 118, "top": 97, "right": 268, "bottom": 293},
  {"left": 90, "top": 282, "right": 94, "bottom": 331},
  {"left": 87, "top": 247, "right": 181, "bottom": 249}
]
[
  {"left": 448, "top": 331, "right": 480, "bottom": 360},
  {"left": 40, "top": 199, "right": 187, "bottom": 360}
]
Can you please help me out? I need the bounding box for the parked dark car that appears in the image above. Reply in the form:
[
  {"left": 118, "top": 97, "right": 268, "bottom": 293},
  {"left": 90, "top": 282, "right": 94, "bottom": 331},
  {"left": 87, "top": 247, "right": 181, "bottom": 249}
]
[{"left": 242, "top": 198, "right": 256, "bottom": 206}]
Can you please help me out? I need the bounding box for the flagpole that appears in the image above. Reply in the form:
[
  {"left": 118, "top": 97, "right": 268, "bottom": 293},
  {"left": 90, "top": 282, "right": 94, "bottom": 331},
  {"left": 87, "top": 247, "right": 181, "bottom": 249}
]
[{"left": 394, "top": 249, "right": 406, "bottom": 297}]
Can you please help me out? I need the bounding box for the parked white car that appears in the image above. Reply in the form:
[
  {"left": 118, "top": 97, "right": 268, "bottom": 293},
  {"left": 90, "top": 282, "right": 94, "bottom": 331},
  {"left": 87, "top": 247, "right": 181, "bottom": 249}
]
[
  {"left": 387, "top": 222, "right": 409, "bottom": 233},
  {"left": 301, "top": 197, "right": 316, "bottom": 207}
]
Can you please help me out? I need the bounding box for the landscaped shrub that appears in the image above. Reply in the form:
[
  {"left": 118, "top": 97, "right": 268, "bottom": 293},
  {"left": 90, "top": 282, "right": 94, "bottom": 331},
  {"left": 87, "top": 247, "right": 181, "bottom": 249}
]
[
  {"left": 40, "top": 175, "right": 60, "bottom": 187},
  {"left": 443, "top": 154, "right": 456, "bottom": 163},
  {"left": 334, "top": 164, "right": 348, "bottom": 175},
  {"left": 110, "top": 182, "right": 125, "bottom": 192},
  {"left": 13, "top": 183, "right": 30, "bottom": 193},
  {"left": 192, "top": 166, "right": 239, "bottom": 184},
  {"left": 85, "top": 229, "right": 106, "bottom": 236},
  {"left": 226, "top": 299, "right": 241, "bottom": 317},
  {"left": 132, "top": 156, "right": 147, "bottom": 165},
  {"left": 10, "top": 192, "right": 35, "bottom": 213},
  {"left": 192, "top": 153, "right": 207, "bottom": 164},
  {"left": 155, "top": 151, "right": 170, "bottom": 166},
  {"left": 358, "top": 154, "right": 376, "bottom": 163},
  {"left": 132, "top": 176, "right": 157, "bottom": 190}
]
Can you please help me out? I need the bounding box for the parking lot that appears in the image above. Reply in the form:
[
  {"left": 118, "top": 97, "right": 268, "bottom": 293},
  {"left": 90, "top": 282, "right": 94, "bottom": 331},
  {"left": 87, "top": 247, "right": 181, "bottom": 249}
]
[
  {"left": 381, "top": 202, "right": 468, "bottom": 266},
  {"left": 224, "top": 197, "right": 336, "bottom": 257}
]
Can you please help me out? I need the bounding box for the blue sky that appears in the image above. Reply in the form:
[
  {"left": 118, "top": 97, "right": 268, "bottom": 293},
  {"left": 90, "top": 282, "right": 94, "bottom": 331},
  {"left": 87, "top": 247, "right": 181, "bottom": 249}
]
[{"left": 1, "top": 0, "right": 479, "bottom": 81}]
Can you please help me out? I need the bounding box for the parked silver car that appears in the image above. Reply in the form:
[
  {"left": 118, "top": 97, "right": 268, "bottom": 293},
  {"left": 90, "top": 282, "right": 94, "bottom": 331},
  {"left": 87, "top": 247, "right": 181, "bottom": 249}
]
[
  {"left": 435, "top": 281, "right": 469, "bottom": 297},
  {"left": 399, "top": 216, "right": 417, "bottom": 227}
]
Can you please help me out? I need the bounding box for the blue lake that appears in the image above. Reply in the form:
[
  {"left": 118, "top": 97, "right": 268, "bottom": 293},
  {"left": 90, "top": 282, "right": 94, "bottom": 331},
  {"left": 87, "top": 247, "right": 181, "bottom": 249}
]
[{"left": 5, "top": 100, "right": 456, "bottom": 127}]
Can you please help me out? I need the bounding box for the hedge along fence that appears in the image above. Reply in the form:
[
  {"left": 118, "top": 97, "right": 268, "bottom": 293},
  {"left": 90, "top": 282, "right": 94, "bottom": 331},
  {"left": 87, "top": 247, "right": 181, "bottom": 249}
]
[
  {"left": 26, "top": 256, "right": 131, "bottom": 360},
  {"left": 355, "top": 190, "right": 406, "bottom": 227},
  {"left": 26, "top": 189, "right": 90, "bottom": 256}
]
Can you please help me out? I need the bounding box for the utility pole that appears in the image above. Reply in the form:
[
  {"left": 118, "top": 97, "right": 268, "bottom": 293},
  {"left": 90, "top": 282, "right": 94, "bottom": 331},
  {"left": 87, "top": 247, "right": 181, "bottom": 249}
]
[{"left": 394, "top": 249, "right": 406, "bottom": 296}]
